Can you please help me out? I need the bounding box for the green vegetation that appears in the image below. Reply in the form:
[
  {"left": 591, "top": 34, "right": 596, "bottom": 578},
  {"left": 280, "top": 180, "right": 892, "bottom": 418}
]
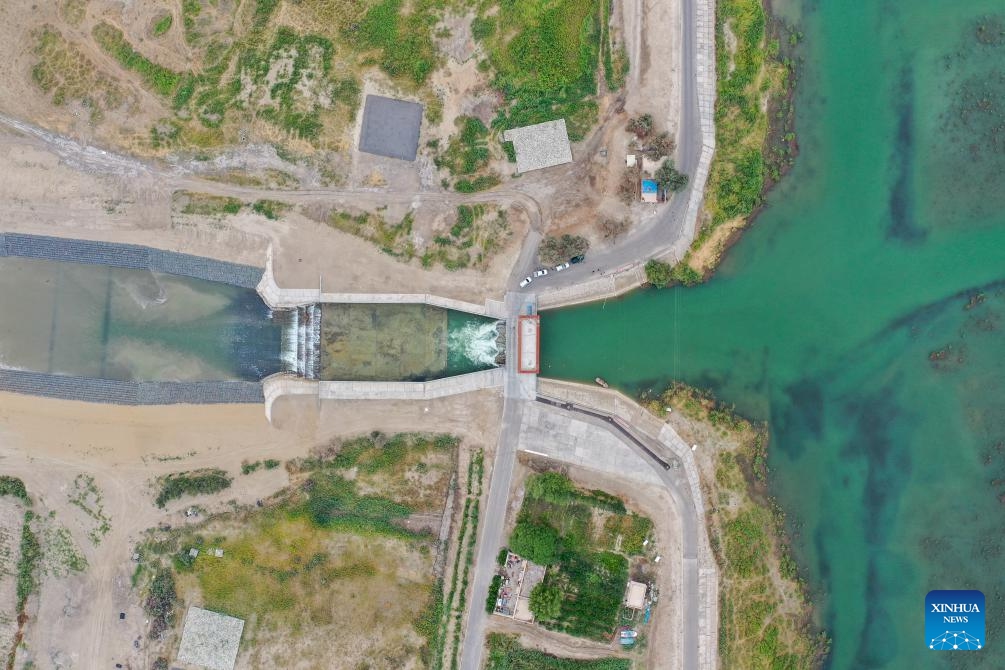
[
  {"left": 240, "top": 458, "right": 281, "bottom": 475},
  {"left": 644, "top": 258, "right": 702, "bottom": 288},
  {"left": 640, "top": 384, "right": 828, "bottom": 668},
  {"left": 0, "top": 476, "right": 30, "bottom": 505},
  {"left": 486, "top": 634, "right": 631, "bottom": 670},
  {"left": 328, "top": 204, "right": 509, "bottom": 271},
  {"left": 692, "top": 0, "right": 790, "bottom": 264},
  {"left": 92, "top": 22, "right": 181, "bottom": 96},
  {"left": 538, "top": 234, "right": 589, "bottom": 265},
  {"left": 506, "top": 472, "right": 647, "bottom": 640},
  {"left": 479, "top": 0, "right": 605, "bottom": 140},
  {"left": 251, "top": 199, "right": 289, "bottom": 220},
  {"left": 154, "top": 469, "right": 232, "bottom": 508},
  {"left": 485, "top": 574, "right": 503, "bottom": 613},
  {"left": 31, "top": 27, "right": 125, "bottom": 124},
  {"left": 135, "top": 432, "right": 458, "bottom": 663},
  {"left": 351, "top": 0, "right": 439, "bottom": 85},
  {"left": 600, "top": 0, "right": 629, "bottom": 91},
  {"left": 152, "top": 13, "right": 173, "bottom": 37},
  {"left": 434, "top": 116, "right": 500, "bottom": 191},
  {"left": 655, "top": 159, "right": 689, "bottom": 193},
  {"left": 178, "top": 191, "right": 243, "bottom": 216},
  {"left": 16, "top": 511, "right": 41, "bottom": 612},
  {"left": 144, "top": 569, "right": 178, "bottom": 637}
]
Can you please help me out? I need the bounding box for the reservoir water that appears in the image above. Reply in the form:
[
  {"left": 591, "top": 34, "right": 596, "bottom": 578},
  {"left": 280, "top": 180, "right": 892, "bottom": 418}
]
[{"left": 543, "top": 2, "right": 1005, "bottom": 667}]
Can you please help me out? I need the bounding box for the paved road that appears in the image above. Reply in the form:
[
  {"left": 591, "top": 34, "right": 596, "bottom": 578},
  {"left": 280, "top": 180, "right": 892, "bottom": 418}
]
[
  {"left": 460, "top": 293, "right": 537, "bottom": 670},
  {"left": 511, "top": 0, "right": 701, "bottom": 292}
]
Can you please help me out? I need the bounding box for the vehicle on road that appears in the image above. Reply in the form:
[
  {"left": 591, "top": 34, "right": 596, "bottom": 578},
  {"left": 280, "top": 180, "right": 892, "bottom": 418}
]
[
  {"left": 533, "top": 268, "right": 549, "bottom": 278},
  {"left": 570, "top": 255, "right": 586, "bottom": 264},
  {"left": 554, "top": 262, "right": 570, "bottom": 272},
  {"left": 519, "top": 276, "right": 533, "bottom": 288}
]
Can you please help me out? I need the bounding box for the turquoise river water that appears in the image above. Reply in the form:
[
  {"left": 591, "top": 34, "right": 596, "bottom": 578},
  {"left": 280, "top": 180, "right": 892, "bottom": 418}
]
[{"left": 543, "top": 1, "right": 1005, "bottom": 667}]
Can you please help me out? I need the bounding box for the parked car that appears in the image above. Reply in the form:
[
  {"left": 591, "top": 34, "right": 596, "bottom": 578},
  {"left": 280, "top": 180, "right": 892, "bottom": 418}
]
[
  {"left": 569, "top": 255, "right": 586, "bottom": 264},
  {"left": 533, "top": 268, "right": 549, "bottom": 278},
  {"left": 519, "top": 276, "right": 533, "bottom": 288},
  {"left": 554, "top": 262, "right": 571, "bottom": 272}
]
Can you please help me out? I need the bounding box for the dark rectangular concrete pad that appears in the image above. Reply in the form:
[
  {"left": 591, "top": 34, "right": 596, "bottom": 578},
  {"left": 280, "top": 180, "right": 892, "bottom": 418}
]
[{"left": 358, "top": 94, "right": 423, "bottom": 161}]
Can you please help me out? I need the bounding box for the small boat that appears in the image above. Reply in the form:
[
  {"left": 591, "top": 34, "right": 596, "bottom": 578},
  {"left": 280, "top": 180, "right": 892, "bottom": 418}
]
[{"left": 595, "top": 377, "right": 609, "bottom": 388}]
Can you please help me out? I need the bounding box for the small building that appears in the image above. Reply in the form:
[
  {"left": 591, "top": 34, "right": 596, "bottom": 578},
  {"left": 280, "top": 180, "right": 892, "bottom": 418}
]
[
  {"left": 641, "top": 179, "right": 659, "bottom": 204},
  {"left": 517, "top": 314, "right": 539, "bottom": 374},
  {"left": 625, "top": 580, "right": 648, "bottom": 610},
  {"left": 177, "top": 606, "right": 245, "bottom": 670},
  {"left": 503, "top": 119, "right": 573, "bottom": 173},
  {"left": 358, "top": 94, "right": 423, "bottom": 161}
]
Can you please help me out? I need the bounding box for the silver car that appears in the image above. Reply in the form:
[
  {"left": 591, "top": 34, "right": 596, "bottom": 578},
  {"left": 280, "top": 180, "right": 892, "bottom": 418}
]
[
  {"left": 519, "top": 276, "right": 533, "bottom": 288},
  {"left": 554, "top": 262, "right": 570, "bottom": 272},
  {"left": 533, "top": 268, "right": 549, "bottom": 278}
]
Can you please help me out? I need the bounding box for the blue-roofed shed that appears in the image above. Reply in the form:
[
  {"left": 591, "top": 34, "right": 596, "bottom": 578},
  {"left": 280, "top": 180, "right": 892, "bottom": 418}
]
[{"left": 641, "top": 179, "right": 659, "bottom": 203}]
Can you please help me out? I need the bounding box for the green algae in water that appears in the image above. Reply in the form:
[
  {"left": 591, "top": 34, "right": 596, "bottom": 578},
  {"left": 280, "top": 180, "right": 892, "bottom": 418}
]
[{"left": 542, "top": 1, "right": 1005, "bottom": 667}]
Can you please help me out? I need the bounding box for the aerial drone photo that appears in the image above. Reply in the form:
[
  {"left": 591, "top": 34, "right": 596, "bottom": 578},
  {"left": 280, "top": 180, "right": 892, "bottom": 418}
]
[{"left": 0, "top": 0, "right": 1001, "bottom": 669}]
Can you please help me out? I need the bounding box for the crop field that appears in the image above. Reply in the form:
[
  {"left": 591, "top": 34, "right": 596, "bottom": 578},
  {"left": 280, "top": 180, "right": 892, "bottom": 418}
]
[
  {"left": 506, "top": 472, "right": 653, "bottom": 640},
  {"left": 134, "top": 432, "right": 461, "bottom": 668}
]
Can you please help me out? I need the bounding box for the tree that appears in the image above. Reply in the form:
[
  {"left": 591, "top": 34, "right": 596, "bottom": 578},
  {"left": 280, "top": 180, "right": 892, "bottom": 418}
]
[
  {"left": 538, "top": 234, "right": 589, "bottom": 265},
  {"left": 626, "top": 113, "right": 654, "bottom": 139},
  {"left": 509, "top": 520, "right": 560, "bottom": 564},
  {"left": 529, "top": 582, "right": 563, "bottom": 621},
  {"left": 655, "top": 159, "right": 689, "bottom": 193},
  {"left": 598, "top": 217, "right": 630, "bottom": 242},
  {"left": 645, "top": 259, "right": 674, "bottom": 288},
  {"left": 643, "top": 131, "right": 676, "bottom": 160}
]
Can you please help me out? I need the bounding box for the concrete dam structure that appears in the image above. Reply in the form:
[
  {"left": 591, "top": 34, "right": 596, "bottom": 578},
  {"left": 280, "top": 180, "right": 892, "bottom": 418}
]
[{"left": 0, "top": 235, "right": 506, "bottom": 411}]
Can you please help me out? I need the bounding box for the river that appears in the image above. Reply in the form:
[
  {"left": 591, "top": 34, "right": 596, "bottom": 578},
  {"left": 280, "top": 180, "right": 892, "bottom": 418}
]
[{"left": 542, "top": 1, "right": 1005, "bottom": 667}]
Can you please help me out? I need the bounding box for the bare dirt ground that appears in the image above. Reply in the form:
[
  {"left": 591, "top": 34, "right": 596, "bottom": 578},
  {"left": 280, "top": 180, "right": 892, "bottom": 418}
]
[
  {"left": 490, "top": 455, "right": 683, "bottom": 670},
  {"left": 0, "top": 389, "right": 502, "bottom": 669},
  {"left": 0, "top": 125, "right": 532, "bottom": 302},
  {"left": 0, "top": 499, "right": 25, "bottom": 656}
]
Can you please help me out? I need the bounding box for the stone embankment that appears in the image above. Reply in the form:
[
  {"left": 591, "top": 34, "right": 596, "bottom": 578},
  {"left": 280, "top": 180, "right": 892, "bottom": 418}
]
[{"left": 0, "top": 233, "right": 263, "bottom": 288}]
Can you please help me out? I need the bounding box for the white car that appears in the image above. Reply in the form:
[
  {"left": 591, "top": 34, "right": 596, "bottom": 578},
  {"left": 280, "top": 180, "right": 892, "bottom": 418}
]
[
  {"left": 533, "top": 268, "right": 549, "bottom": 278},
  {"left": 554, "top": 262, "right": 570, "bottom": 272},
  {"left": 519, "top": 276, "right": 533, "bottom": 288}
]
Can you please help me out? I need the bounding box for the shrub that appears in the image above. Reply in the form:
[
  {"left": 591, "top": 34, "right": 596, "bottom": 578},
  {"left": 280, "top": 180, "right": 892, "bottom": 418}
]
[
  {"left": 152, "top": 14, "right": 173, "bottom": 37},
  {"left": 16, "top": 512, "right": 41, "bottom": 611},
  {"left": 155, "top": 469, "right": 232, "bottom": 508},
  {"left": 538, "top": 235, "right": 589, "bottom": 265},
  {"left": 626, "top": 113, "right": 653, "bottom": 139},
  {"left": 509, "top": 520, "right": 560, "bottom": 565},
  {"left": 144, "top": 570, "right": 177, "bottom": 637},
  {"left": 645, "top": 259, "right": 674, "bottom": 288},
  {"left": 92, "top": 22, "right": 180, "bottom": 96},
  {"left": 0, "top": 476, "right": 30, "bottom": 504},
  {"left": 529, "top": 581, "right": 563, "bottom": 620},
  {"left": 655, "top": 159, "right": 689, "bottom": 192},
  {"left": 486, "top": 574, "right": 503, "bottom": 613}
]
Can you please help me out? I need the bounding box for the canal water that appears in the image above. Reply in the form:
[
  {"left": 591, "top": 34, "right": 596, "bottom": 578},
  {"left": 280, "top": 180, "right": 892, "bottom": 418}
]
[
  {"left": 0, "top": 256, "right": 288, "bottom": 381},
  {"left": 542, "top": 2, "right": 1005, "bottom": 668}
]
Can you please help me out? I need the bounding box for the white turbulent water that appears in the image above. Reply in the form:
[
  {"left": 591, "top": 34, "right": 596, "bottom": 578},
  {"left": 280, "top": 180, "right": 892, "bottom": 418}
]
[{"left": 449, "top": 320, "right": 501, "bottom": 366}]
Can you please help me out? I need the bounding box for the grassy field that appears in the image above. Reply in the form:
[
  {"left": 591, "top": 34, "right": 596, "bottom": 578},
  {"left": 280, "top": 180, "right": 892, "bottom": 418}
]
[
  {"left": 682, "top": 0, "right": 792, "bottom": 276},
  {"left": 477, "top": 0, "right": 604, "bottom": 141},
  {"left": 640, "top": 384, "right": 828, "bottom": 669},
  {"left": 136, "top": 432, "right": 462, "bottom": 667},
  {"left": 506, "top": 472, "right": 652, "bottom": 640},
  {"left": 486, "top": 633, "right": 631, "bottom": 670}
]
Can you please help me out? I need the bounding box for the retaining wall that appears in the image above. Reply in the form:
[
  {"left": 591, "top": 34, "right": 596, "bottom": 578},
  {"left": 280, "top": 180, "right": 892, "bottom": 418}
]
[
  {"left": 0, "top": 369, "right": 264, "bottom": 405},
  {"left": 0, "top": 233, "right": 263, "bottom": 288}
]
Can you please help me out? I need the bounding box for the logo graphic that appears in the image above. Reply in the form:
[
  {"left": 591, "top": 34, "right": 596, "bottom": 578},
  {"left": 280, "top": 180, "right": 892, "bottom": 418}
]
[{"left": 926, "top": 590, "right": 984, "bottom": 651}]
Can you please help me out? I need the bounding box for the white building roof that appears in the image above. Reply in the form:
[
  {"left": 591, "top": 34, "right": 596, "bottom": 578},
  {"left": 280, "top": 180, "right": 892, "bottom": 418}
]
[
  {"left": 503, "top": 119, "right": 574, "bottom": 173},
  {"left": 177, "top": 606, "right": 245, "bottom": 670}
]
